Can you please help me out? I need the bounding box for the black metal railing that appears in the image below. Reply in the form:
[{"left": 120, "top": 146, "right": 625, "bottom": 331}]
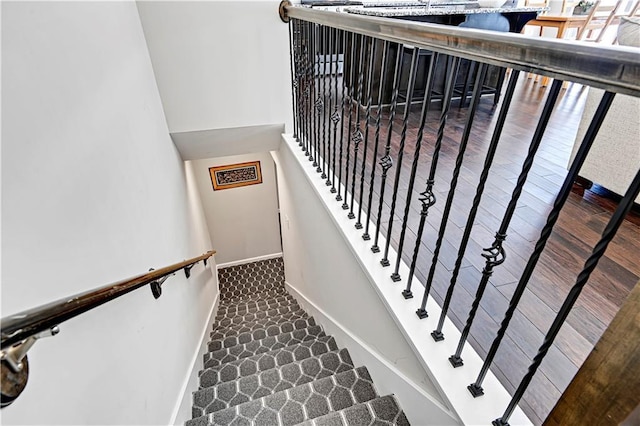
[
  {"left": 0, "top": 250, "right": 215, "bottom": 407},
  {"left": 282, "top": 3, "right": 640, "bottom": 425}
]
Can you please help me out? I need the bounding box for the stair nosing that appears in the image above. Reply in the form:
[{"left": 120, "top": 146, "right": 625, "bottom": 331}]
[
  {"left": 198, "top": 335, "right": 338, "bottom": 380},
  {"left": 208, "top": 317, "right": 317, "bottom": 352},
  {"left": 191, "top": 348, "right": 356, "bottom": 418},
  {"left": 211, "top": 307, "right": 307, "bottom": 336},
  {"left": 195, "top": 347, "right": 354, "bottom": 395},
  {"left": 187, "top": 366, "right": 378, "bottom": 426},
  {"left": 202, "top": 324, "right": 326, "bottom": 369}
]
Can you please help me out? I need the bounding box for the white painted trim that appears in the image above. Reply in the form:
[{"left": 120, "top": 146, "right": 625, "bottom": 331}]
[
  {"left": 216, "top": 252, "right": 283, "bottom": 269},
  {"left": 169, "top": 291, "right": 220, "bottom": 425},
  {"left": 285, "top": 281, "right": 461, "bottom": 426},
  {"left": 280, "top": 134, "right": 532, "bottom": 426}
]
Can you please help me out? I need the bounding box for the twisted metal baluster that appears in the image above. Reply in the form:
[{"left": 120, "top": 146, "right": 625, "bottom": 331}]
[
  {"left": 313, "top": 24, "right": 322, "bottom": 171},
  {"left": 495, "top": 165, "right": 640, "bottom": 426},
  {"left": 402, "top": 53, "right": 450, "bottom": 300},
  {"left": 392, "top": 51, "right": 438, "bottom": 282},
  {"left": 430, "top": 62, "right": 489, "bottom": 341},
  {"left": 304, "top": 21, "right": 313, "bottom": 158},
  {"left": 309, "top": 23, "right": 317, "bottom": 164},
  {"left": 295, "top": 20, "right": 305, "bottom": 147},
  {"left": 288, "top": 21, "right": 298, "bottom": 142},
  {"left": 336, "top": 31, "right": 350, "bottom": 202},
  {"left": 349, "top": 35, "right": 368, "bottom": 219},
  {"left": 330, "top": 28, "right": 342, "bottom": 194},
  {"left": 342, "top": 34, "right": 360, "bottom": 210},
  {"left": 321, "top": 25, "right": 328, "bottom": 179},
  {"left": 470, "top": 89, "right": 615, "bottom": 396},
  {"left": 355, "top": 39, "right": 379, "bottom": 229},
  {"left": 449, "top": 70, "right": 521, "bottom": 367},
  {"left": 415, "top": 56, "right": 461, "bottom": 318},
  {"left": 362, "top": 41, "right": 390, "bottom": 241},
  {"left": 325, "top": 27, "right": 334, "bottom": 187},
  {"left": 381, "top": 47, "right": 420, "bottom": 267},
  {"left": 371, "top": 44, "right": 404, "bottom": 253},
  {"left": 418, "top": 59, "right": 482, "bottom": 323}
]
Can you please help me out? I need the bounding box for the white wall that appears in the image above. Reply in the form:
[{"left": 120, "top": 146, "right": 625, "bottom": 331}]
[
  {"left": 2, "top": 2, "right": 217, "bottom": 424},
  {"left": 136, "top": 1, "right": 292, "bottom": 134},
  {"left": 191, "top": 152, "right": 282, "bottom": 265}
]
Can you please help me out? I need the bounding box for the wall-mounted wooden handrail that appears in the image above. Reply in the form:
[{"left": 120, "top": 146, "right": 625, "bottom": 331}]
[{"left": 0, "top": 250, "right": 216, "bottom": 350}]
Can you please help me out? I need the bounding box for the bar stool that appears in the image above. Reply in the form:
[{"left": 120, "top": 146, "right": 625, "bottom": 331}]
[{"left": 578, "top": 0, "right": 624, "bottom": 42}]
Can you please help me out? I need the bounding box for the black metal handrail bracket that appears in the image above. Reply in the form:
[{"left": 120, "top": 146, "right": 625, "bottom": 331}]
[
  {"left": 0, "top": 250, "right": 216, "bottom": 407},
  {"left": 281, "top": 2, "right": 640, "bottom": 425}
]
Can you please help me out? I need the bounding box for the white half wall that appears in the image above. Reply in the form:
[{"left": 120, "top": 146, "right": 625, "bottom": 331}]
[
  {"left": 271, "top": 139, "right": 456, "bottom": 423},
  {"left": 2, "top": 2, "right": 217, "bottom": 424},
  {"left": 191, "top": 152, "right": 282, "bottom": 265},
  {"left": 273, "top": 135, "right": 532, "bottom": 425},
  {"left": 136, "top": 0, "right": 292, "bottom": 135}
]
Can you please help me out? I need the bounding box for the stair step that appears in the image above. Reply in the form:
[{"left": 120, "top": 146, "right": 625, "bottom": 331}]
[
  {"left": 203, "top": 325, "right": 325, "bottom": 369},
  {"left": 186, "top": 366, "right": 378, "bottom": 426},
  {"left": 208, "top": 317, "right": 316, "bottom": 352},
  {"left": 192, "top": 348, "right": 355, "bottom": 418},
  {"left": 212, "top": 305, "right": 305, "bottom": 335},
  {"left": 216, "top": 293, "right": 295, "bottom": 319},
  {"left": 220, "top": 286, "right": 289, "bottom": 306},
  {"left": 199, "top": 336, "right": 338, "bottom": 389},
  {"left": 298, "top": 395, "right": 411, "bottom": 426}
]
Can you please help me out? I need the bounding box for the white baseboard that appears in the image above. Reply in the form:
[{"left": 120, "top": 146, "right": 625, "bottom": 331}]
[
  {"left": 169, "top": 292, "right": 220, "bottom": 425},
  {"left": 216, "top": 252, "right": 283, "bottom": 269},
  {"left": 285, "top": 281, "right": 460, "bottom": 426}
]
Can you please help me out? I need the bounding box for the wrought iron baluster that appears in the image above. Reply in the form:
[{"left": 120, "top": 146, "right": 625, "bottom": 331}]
[
  {"left": 402, "top": 52, "right": 447, "bottom": 299},
  {"left": 381, "top": 47, "right": 420, "bottom": 267},
  {"left": 314, "top": 24, "right": 321, "bottom": 171},
  {"left": 495, "top": 165, "right": 640, "bottom": 426},
  {"left": 330, "top": 28, "right": 341, "bottom": 194},
  {"left": 415, "top": 56, "right": 461, "bottom": 318},
  {"left": 469, "top": 88, "right": 615, "bottom": 397},
  {"left": 342, "top": 34, "right": 360, "bottom": 210},
  {"left": 321, "top": 25, "right": 328, "bottom": 179},
  {"left": 336, "top": 31, "right": 350, "bottom": 202},
  {"left": 289, "top": 21, "right": 298, "bottom": 142},
  {"left": 430, "top": 62, "right": 489, "bottom": 342},
  {"left": 362, "top": 41, "right": 390, "bottom": 241},
  {"left": 450, "top": 70, "right": 521, "bottom": 367},
  {"left": 325, "top": 27, "right": 334, "bottom": 187},
  {"left": 355, "top": 38, "right": 378, "bottom": 230},
  {"left": 295, "top": 20, "right": 305, "bottom": 147},
  {"left": 348, "top": 35, "right": 367, "bottom": 219},
  {"left": 392, "top": 50, "right": 438, "bottom": 282},
  {"left": 304, "top": 21, "right": 312, "bottom": 157},
  {"left": 371, "top": 43, "right": 404, "bottom": 253}
]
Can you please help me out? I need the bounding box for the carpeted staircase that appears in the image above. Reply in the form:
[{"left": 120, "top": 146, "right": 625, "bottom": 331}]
[{"left": 187, "top": 257, "right": 410, "bottom": 426}]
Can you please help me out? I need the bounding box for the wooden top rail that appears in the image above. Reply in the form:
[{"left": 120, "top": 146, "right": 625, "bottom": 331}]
[
  {"left": 0, "top": 250, "right": 216, "bottom": 350},
  {"left": 281, "top": 3, "right": 640, "bottom": 97}
]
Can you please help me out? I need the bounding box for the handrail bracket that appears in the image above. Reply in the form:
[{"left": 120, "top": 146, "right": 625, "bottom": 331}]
[
  {"left": 148, "top": 268, "right": 174, "bottom": 299},
  {"left": 184, "top": 264, "right": 195, "bottom": 279},
  {"left": 1, "top": 326, "right": 59, "bottom": 407}
]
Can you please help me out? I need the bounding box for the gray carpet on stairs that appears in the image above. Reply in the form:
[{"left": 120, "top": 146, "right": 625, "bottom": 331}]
[{"left": 188, "top": 257, "right": 410, "bottom": 426}]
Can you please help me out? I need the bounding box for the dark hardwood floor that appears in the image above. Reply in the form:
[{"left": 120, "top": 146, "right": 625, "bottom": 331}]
[{"left": 314, "top": 74, "right": 640, "bottom": 425}]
